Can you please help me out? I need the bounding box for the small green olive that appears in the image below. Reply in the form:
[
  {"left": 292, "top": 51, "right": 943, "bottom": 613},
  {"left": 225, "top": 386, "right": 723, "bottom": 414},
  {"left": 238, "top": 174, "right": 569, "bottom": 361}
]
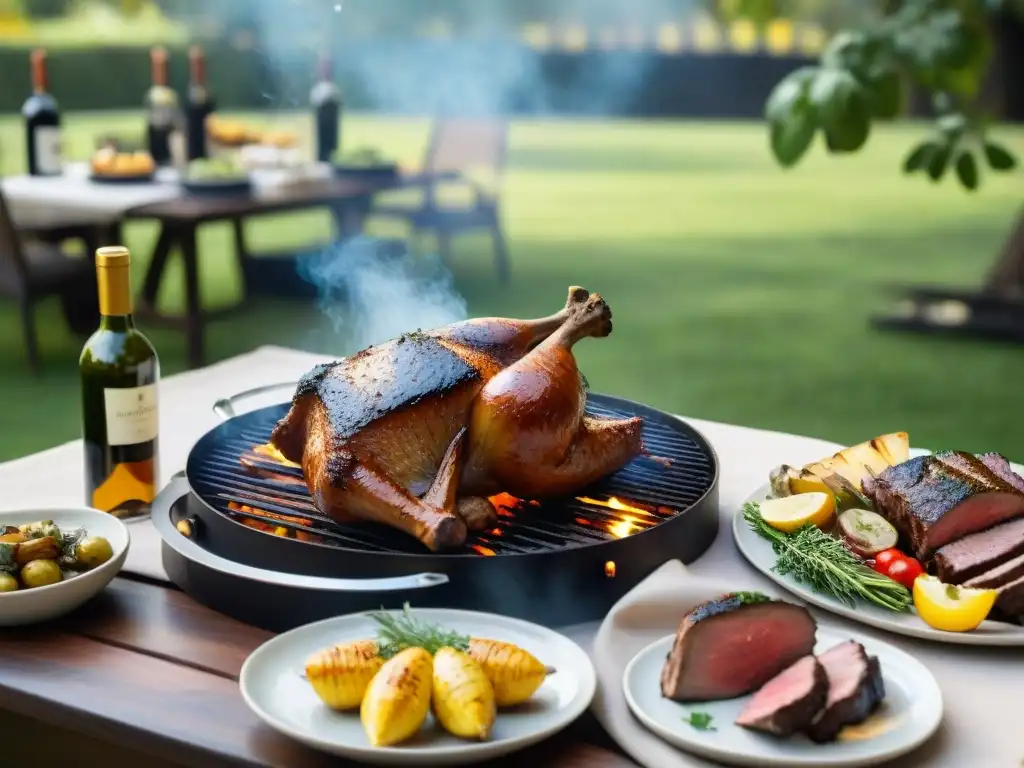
[
  {"left": 76, "top": 536, "right": 114, "bottom": 569},
  {"left": 0, "top": 572, "right": 18, "bottom": 592},
  {"left": 20, "top": 559, "right": 63, "bottom": 589}
]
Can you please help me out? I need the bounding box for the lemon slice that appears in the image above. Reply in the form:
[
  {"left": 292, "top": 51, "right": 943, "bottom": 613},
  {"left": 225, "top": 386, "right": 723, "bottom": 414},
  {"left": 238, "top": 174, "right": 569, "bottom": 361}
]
[
  {"left": 913, "top": 575, "right": 997, "bottom": 632},
  {"left": 758, "top": 492, "right": 835, "bottom": 533}
]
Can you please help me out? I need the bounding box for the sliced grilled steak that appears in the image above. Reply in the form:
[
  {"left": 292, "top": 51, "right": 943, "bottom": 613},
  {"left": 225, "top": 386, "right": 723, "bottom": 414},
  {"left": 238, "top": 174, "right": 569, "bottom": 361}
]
[
  {"left": 735, "top": 655, "right": 828, "bottom": 737},
  {"left": 995, "top": 574, "right": 1024, "bottom": 617},
  {"left": 964, "top": 552, "right": 1024, "bottom": 590},
  {"left": 979, "top": 452, "right": 1024, "bottom": 495},
  {"left": 807, "top": 640, "right": 885, "bottom": 743},
  {"left": 863, "top": 452, "right": 1024, "bottom": 560},
  {"left": 933, "top": 517, "right": 1024, "bottom": 584},
  {"left": 660, "top": 595, "right": 816, "bottom": 702}
]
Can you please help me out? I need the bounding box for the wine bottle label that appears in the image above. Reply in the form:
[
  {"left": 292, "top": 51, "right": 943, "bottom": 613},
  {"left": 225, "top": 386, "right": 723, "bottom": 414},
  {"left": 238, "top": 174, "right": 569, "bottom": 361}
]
[
  {"left": 33, "top": 125, "right": 62, "bottom": 174},
  {"left": 103, "top": 384, "right": 159, "bottom": 446}
]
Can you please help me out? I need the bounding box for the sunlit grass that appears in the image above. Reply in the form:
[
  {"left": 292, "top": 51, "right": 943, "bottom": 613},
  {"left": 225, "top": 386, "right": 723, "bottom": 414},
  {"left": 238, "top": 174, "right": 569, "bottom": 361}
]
[{"left": 0, "top": 112, "right": 1022, "bottom": 462}]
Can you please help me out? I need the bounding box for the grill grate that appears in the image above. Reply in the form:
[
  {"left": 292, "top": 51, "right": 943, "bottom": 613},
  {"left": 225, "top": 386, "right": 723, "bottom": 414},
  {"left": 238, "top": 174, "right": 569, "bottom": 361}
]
[{"left": 188, "top": 397, "right": 715, "bottom": 556}]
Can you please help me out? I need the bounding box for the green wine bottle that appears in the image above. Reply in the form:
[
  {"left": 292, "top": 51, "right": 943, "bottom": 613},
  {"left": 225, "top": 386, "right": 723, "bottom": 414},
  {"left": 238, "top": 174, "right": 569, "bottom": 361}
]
[{"left": 79, "top": 246, "right": 160, "bottom": 519}]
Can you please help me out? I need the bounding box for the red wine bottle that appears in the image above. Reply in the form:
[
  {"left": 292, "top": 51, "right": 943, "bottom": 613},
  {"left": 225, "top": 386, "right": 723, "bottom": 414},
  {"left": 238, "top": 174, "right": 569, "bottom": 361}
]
[
  {"left": 22, "top": 48, "right": 62, "bottom": 176},
  {"left": 310, "top": 53, "right": 341, "bottom": 163},
  {"left": 186, "top": 45, "right": 215, "bottom": 161},
  {"left": 145, "top": 47, "right": 179, "bottom": 166}
]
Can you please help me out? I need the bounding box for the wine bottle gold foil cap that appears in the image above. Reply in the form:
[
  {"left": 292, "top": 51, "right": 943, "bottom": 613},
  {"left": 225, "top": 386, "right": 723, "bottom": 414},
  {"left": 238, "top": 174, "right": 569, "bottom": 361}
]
[{"left": 95, "top": 246, "right": 131, "bottom": 268}]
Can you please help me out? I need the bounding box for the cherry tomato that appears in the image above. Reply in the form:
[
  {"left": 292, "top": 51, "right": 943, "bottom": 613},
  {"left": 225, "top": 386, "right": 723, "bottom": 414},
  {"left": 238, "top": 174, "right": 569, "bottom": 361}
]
[
  {"left": 871, "top": 548, "right": 901, "bottom": 574},
  {"left": 884, "top": 557, "right": 924, "bottom": 590}
]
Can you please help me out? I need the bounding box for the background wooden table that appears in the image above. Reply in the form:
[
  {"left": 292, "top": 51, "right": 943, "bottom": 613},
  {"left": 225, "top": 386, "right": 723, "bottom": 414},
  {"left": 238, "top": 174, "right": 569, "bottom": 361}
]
[{"left": 0, "top": 574, "right": 638, "bottom": 768}]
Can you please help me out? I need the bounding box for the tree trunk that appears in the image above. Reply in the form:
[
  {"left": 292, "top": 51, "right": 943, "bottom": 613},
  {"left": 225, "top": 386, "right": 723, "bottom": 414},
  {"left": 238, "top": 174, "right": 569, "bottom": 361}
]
[{"left": 983, "top": 206, "right": 1024, "bottom": 298}]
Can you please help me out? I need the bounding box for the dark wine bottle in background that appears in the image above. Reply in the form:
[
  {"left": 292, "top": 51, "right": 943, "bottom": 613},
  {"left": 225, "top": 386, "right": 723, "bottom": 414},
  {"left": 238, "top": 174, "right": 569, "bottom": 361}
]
[
  {"left": 80, "top": 246, "right": 160, "bottom": 520},
  {"left": 186, "top": 44, "right": 215, "bottom": 161},
  {"left": 21, "top": 48, "right": 62, "bottom": 176},
  {"left": 310, "top": 52, "right": 341, "bottom": 163},
  {"left": 145, "top": 46, "right": 179, "bottom": 166}
]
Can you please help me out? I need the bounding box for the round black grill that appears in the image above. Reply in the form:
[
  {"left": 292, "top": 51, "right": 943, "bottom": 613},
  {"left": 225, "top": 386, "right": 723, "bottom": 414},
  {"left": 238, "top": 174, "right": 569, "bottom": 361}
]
[{"left": 186, "top": 393, "right": 716, "bottom": 556}]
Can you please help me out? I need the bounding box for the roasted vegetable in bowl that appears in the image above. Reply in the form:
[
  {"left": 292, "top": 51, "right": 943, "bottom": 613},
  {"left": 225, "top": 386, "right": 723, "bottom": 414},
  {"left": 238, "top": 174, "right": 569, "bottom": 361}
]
[{"left": 0, "top": 519, "right": 114, "bottom": 592}]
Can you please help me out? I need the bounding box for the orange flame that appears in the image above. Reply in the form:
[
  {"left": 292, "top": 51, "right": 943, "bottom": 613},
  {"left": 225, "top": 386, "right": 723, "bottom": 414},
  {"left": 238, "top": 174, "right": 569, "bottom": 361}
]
[
  {"left": 472, "top": 544, "right": 496, "bottom": 556},
  {"left": 576, "top": 495, "right": 651, "bottom": 538},
  {"left": 226, "top": 501, "right": 320, "bottom": 542},
  {"left": 253, "top": 443, "right": 301, "bottom": 469}
]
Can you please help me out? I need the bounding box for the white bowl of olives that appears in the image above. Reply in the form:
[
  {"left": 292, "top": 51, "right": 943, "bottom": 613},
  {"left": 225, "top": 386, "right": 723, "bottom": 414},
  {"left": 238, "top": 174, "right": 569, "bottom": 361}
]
[{"left": 0, "top": 507, "right": 129, "bottom": 626}]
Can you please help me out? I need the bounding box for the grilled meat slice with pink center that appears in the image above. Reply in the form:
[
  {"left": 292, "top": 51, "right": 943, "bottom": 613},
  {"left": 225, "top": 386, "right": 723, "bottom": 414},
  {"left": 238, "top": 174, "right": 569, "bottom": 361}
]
[
  {"left": 735, "top": 655, "right": 828, "bottom": 737},
  {"left": 862, "top": 451, "right": 1024, "bottom": 560},
  {"left": 660, "top": 595, "right": 816, "bottom": 702},
  {"left": 933, "top": 518, "right": 1024, "bottom": 584},
  {"left": 806, "top": 640, "right": 885, "bottom": 743},
  {"left": 994, "top": 574, "right": 1024, "bottom": 618},
  {"left": 964, "top": 552, "right": 1024, "bottom": 590}
]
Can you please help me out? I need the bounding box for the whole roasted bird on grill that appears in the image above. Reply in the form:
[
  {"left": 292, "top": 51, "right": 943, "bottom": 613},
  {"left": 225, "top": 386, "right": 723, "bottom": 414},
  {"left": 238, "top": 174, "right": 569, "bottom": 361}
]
[{"left": 271, "top": 287, "right": 644, "bottom": 552}]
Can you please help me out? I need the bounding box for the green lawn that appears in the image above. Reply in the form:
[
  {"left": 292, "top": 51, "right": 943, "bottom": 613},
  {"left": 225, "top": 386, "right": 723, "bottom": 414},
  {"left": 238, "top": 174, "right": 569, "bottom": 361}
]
[{"left": 1, "top": 112, "right": 1023, "bottom": 463}]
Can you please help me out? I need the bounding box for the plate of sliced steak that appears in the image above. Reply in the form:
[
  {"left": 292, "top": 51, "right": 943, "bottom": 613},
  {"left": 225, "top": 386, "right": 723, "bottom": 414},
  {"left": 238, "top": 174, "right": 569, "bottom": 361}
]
[
  {"left": 625, "top": 621, "right": 942, "bottom": 767},
  {"left": 733, "top": 448, "right": 1024, "bottom": 646}
]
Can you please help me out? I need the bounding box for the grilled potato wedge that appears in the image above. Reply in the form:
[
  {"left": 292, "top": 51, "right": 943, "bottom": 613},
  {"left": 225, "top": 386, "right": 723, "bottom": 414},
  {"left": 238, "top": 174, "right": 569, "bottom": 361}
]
[
  {"left": 305, "top": 640, "right": 383, "bottom": 710},
  {"left": 467, "top": 638, "right": 551, "bottom": 707},
  {"left": 432, "top": 647, "right": 496, "bottom": 740},
  {"left": 360, "top": 647, "right": 432, "bottom": 747}
]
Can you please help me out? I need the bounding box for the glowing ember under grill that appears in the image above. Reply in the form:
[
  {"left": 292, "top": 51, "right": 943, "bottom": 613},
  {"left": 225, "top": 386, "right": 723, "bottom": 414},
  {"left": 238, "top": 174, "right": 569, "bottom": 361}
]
[{"left": 236, "top": 444, "right": 659, "bottom": 542}]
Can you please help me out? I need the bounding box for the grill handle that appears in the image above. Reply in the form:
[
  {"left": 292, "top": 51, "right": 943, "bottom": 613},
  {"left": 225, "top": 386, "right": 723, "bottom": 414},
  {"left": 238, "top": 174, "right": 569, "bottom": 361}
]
[
  {"left": 155, "top": 475, "right": 450, "bottom": 593},
  {"left": 212, "top": 381, "right": 300, "bottom": 421}
]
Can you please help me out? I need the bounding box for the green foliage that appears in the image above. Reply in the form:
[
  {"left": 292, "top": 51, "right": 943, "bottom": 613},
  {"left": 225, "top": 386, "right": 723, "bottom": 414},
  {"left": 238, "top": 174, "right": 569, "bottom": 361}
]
[{"left": 764, "top": 0, "right": 1019, "bottom": 192}]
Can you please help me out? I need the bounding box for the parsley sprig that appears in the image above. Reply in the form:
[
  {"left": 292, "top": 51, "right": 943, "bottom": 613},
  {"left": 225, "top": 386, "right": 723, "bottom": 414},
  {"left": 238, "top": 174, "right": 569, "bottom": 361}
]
[{"left": 683, "top": 711, "right": 715, "bottom": 731}]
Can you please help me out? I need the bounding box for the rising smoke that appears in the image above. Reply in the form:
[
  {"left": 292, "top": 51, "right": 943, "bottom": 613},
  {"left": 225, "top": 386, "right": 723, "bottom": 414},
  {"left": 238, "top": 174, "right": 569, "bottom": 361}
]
[{"left": 298, "top": 237, "right": 468, "bottom": 353}]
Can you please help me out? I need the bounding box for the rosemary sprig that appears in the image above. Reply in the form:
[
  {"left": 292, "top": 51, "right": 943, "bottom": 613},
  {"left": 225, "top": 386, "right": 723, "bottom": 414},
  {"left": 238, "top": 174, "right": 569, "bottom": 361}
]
[
  {"left": 369, "top": 603, "right": 470, "bottom": 658},
  {"left": 743, "top": 502, "right": 912, "bottom": 613}
]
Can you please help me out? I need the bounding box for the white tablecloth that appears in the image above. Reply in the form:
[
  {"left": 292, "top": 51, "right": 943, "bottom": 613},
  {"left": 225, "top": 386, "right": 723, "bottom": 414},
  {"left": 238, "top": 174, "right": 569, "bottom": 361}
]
[
  {"left": 1, "top": 163, "right": 182, "bottom": 219},
  {"left": 0, "top": 345, "right": 1018, "bottom": 766}
]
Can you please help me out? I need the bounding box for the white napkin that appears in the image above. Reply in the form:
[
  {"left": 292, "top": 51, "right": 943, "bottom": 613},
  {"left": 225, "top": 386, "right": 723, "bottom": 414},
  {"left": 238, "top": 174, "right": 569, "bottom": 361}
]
[{"left": 592, "top": 560, "right": 733, "bottom": 767}]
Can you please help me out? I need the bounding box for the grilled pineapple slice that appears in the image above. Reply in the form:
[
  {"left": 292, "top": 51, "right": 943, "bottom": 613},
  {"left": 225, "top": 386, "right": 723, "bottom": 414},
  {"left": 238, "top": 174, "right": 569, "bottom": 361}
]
[
  {"left": 360, "top": 647, "right": 432, "bottom": 747},
  {"left": 467, "top": 638, "right": 551, "bottom": 706},
  {"left": 305, "top": 640, "right": 383, "bottom": 710},
  {"left": 803, "top": 432, "right": 910, "bottom": 491},
  {"left": 432, "top": 647, "right": 496, "bottom": 740}
]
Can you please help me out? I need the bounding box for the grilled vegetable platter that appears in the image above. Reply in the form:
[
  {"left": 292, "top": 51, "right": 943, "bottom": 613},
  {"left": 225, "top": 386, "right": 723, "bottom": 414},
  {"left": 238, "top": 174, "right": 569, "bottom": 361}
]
[
  {"left": 0, "top": 519, "right": 114, "bottom": 593},
  {"left": 732, "top": 431, "right": 1024, "bottom": 646},
  {"left": 624, "top": 591, "right": 943, "bottom": 766},
  {"left": 238, "top": 605, "right": 596, "bottom": 765}
]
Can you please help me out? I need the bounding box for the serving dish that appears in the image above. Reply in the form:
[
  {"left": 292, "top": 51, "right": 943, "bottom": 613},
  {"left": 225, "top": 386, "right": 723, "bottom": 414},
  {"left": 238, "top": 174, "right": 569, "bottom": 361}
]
[
  {"left": 734, "top": 446, "right": 1024, "bottom": 646},
  {"left": 624, "top": 626, "right": 942, "bottom": 767},
  {"left": 0, "top": 506, "right": 129, "bottom": 626},
  {"left": 239, "top": 607, "right": 596, "bottom": 765}
]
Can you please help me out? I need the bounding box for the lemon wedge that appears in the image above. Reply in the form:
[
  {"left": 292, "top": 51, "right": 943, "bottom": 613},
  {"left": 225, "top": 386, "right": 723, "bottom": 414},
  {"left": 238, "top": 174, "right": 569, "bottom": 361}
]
[
  {"left": 913, "top": 575, "right": 997, "bottom": 632},
  {"left": 758, "top": 492, "right": 835, "bottom": 533}
]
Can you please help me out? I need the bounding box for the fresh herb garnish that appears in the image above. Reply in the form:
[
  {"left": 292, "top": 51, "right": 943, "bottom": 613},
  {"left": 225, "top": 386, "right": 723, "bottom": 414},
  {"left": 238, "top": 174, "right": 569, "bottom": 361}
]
[
  {"left": 744, "top": 502, "right": 912, "bottom": 612},
  {"left": 369, "top": 603, "right": 469, "bottom": 658},
  {"left": 683, "top": 711, "right": 716, "bottom": 731},
  {"left": 732, "top": 591, "right": 770, "bottom": 605}
]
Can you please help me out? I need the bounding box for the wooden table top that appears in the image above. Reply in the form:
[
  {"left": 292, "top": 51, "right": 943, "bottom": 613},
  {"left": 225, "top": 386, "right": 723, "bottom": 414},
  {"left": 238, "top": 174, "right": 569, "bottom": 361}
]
[{"left": 0, "top": 575, "right": 637, "bottom": 768}]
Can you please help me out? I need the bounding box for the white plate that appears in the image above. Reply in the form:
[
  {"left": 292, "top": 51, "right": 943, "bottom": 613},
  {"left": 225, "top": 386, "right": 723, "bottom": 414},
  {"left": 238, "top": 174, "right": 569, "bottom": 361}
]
[
  {"left": 732, "top": 448, "right": 1024, "bottom": 646},
  {"left": 0, "top": 507, "right": 130, "bottom": 626},
  {"left": 239, "top": 608, "right": 596, "bottom": 766},
  {"left": 624, "top": 627, "right": 942, "bottom": 767}
]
